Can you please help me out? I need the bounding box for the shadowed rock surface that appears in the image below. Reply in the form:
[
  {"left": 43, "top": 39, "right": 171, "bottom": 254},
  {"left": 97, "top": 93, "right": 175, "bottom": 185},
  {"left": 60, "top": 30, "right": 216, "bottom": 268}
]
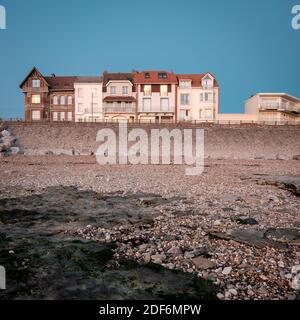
[{"left": 0, "top": 187, "right": 216, "bottom": 300}]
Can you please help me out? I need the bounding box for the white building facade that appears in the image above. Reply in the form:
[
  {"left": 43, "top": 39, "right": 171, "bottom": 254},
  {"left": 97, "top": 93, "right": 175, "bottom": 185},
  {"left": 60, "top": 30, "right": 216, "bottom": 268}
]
[
  {"left": 74, "top": 77, "right": 103, "bottom": 122},
  {"left": 177, "top": 73, "right": 219, "bottom": 122}
]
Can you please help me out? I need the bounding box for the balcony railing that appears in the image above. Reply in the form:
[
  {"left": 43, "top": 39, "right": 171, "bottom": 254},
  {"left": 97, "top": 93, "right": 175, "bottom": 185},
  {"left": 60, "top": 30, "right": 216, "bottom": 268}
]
[
  {"left": 260, "top": 103, "right": 300, "bottom": 113},
  {"left": 139, "top": 107, "right": 174, "bottom": 113},
  {"left": 103, "top": 106, "right": 135, "bottom": 113}
]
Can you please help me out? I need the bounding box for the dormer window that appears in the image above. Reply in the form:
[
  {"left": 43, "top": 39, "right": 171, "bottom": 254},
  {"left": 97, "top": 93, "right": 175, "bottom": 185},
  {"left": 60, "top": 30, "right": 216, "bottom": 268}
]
[
  {"left": 202, "top": 76, "right": 213, "bottom": 89},
  {"left": 145, "top": 73, "right": 150, "bottom": 79},
  {"left": 32, "top": 79, "right": 41, "bottom": 88},
  {"left": 158, "top": 73, "right": 167, "bottom": 79},
  {"left": 180, "top": 80, "right": 191, "bottom": 89}
]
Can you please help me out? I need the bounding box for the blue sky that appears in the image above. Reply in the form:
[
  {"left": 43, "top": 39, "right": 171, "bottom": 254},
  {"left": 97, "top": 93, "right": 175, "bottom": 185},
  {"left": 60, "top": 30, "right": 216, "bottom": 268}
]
[{"left": 0, "top": 0, "right": 299, "bottom": 118}]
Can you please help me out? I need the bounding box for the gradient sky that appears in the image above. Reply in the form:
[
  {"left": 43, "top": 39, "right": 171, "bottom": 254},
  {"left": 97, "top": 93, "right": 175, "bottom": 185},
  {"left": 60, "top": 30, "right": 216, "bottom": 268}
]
[{"left": 0, "top": 0, "right": 299, "bottom": 118}]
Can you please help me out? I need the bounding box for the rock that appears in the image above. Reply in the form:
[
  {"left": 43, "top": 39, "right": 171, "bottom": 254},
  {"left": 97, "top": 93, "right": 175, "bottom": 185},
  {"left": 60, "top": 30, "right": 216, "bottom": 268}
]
[
  {"left": 222, "top": 267, "right": 232, "bottom": 275},
  {"left": 1, "top": 130, "right": 10, "bottom": 138},
  {"left": 233, "top": 215, "right": 258, "bottom": 225},
  {"left": 191, "top": 257, "right": 216, "bottom": 270},
  {"left": 10, "top": 147, "right": 20, "bottom": 155},
  {"left": 228, "top": 289, "right": 238, "bottom": 296},
  {"left": 213, "top": 220, "right": 222, "bottom": 226},
  {"left": 151, "top": 254, "right": 166, "bottom": 264},
  {"left": 209, "top": 229, "right": 288, "bottom": 249},
  {"left": 217, "top": 293, "right": 224, "bottom": 299},
  {"left": 263, "top": 176, "right": 300, "bottom": 197},
  {"left": 293, "top": 155, "right": 300, "bottom": 161},
  {"left": 167, "top": 246, "right": 182, "bottom": 257}
]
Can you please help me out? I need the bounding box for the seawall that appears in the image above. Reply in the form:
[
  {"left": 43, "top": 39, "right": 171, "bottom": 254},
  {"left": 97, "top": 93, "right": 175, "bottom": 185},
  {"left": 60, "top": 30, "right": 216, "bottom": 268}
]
[{"left": 3, "top": 122, "right": 300, "bottom": 160}]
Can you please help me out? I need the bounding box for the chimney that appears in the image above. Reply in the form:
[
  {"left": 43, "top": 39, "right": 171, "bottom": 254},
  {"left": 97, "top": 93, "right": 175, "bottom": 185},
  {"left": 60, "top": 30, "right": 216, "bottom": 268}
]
[{"left": 51, "top": 73, "right": 56, "bottom": 77}]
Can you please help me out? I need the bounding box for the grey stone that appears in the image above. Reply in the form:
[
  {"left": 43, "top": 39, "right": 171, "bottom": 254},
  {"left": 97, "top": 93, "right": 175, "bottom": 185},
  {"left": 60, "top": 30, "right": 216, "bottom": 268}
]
[{"left": 191, "top": 257, "right": 216, "bottom": 270}]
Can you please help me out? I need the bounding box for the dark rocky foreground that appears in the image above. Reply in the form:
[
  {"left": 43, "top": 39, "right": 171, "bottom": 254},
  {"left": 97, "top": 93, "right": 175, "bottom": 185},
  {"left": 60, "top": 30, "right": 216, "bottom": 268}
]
[{"left": 0, "top": 187, "right": 216, "bottom": 300}]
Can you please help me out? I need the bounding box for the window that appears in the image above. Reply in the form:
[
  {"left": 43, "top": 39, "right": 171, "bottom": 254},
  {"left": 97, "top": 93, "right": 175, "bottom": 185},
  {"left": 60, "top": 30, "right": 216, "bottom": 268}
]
[
  {"left": 200, "top": 93, "right": 203, "bottom": 102},
  {"left": 203, "top": 76, "right": 213, "bottom": 89},
  {"left": 204, "top": 93, "right": 213, "bottom": 102},
  {"left": 53, "top": 96, "right": 58, "bottom": 105},
  {"left": 78, "top": 103, "right": 83, "bottom": 113},
  {"left": 145, "top": 73, "right": 150, "bottom": 79},
  {"left": 180, "top": 94, "right": 190, "bottom": 105},
  {"left": 160, "top": 98, "right": 169, "bottom": 112},
  {"left": 180, "top": 81, "right": 191, "bottom": 89},
  {"left": 78, "top": 88, "right": 83, "bottom": 98},
  {"left": 60, "top": 112, "right": 66, "bottom": 121},
  {"left": 67, "top": 112, "right": 72, "bottom": 121},
  {"left": 32, "top": 95, "right": 41, "bottom": 104},
  {"left": 160, "top": 85, "right": 168, "bottom": 97},
  {"left": 32, "top": 111, "right": 40, "bottom": 120},
  {"left": 144, "top": 85, "right": 152, "bottom": 96},
  {"left": 53, "top": 112, "right": 58, "bottom": 121},
  {"left": 32, "top": 79, "right": 41, "bottom": 88},
  {"left": 143, "top": 98, "right": 151, "bottom": 112},
  {"left": 67, "top": 96, "right": 73, "bottom": 105},
  {"left": 205, "top": 109, "right": 213, "bottom": 119},
  {"left": 122, "top": 86, "right": 129, "bottom": 95},
  {"left": 110, "top": 86, "right": 116, "bottom": 95},
  {"left": 60, "top": 96, "right": 65, "bottom": 105},
  {"left": 158, "top": 73, "right": 167, "bottom": 79},
  {"left": 180, "top": 110, "right": 186, "bottom": 121}
]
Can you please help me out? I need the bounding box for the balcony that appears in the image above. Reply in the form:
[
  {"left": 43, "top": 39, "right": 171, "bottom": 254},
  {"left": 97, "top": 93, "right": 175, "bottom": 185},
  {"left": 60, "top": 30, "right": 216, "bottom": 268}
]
[
  {"left": 260, "top": 103, "right": 300, "bottom": 113},
  {"left": 139, "top": 107, "right": 174, "bottom": 113},
  {"left": 103, "top": 106, "right": 135, "bottom": 113}
]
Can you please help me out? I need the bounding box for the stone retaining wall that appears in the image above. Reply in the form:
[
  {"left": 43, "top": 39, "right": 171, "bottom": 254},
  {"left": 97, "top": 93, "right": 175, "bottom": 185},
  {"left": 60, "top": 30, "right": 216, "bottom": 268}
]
[{"left": 3, "top": 122, "right": 300, "bottom": 160}]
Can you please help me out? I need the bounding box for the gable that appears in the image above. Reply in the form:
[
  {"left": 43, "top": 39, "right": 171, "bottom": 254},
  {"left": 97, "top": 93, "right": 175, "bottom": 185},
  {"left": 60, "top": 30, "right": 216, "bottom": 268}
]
[{"left": 20, "top": 67, "right": 49, "bottom": 90}]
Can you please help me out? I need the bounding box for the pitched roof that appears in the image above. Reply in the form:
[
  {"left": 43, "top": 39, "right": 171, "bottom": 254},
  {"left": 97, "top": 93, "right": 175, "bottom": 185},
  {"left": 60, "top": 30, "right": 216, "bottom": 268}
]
[
  {"left": 43, "top": 76, "right": 77, "bottom": 91},
  {"left": 75, "top": 76, "right": 103, "bottom": 83},
  {"left": 19, "top": 67, "right": 44, "bottom": 88},
  {"left": 177, "top": 73, "right": 219, "bottom": 87},
  {"left": 133, "top": 71, "right": 178, "bottom": 84},
  {"left": 103, "top": 73, "right": 134, "bottom": 86}
]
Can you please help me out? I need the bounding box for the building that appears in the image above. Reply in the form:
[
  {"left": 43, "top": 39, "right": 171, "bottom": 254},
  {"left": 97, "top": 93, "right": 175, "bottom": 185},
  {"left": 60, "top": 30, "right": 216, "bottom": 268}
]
[
  {"left": 74, "top": 77, "right": 103, "bottom": 122},
  {"left": 20, "top": 67, "right": 229, "bottom": 123},
  {"left": 177, "top": 73, "right": 219, "bottom": 122},
  {"left": 134, "top": 71, "right": 178, "bottom": 123},
  {"left": 245, "top": 93, "right": 300, "bottom": 123},
  {"left": 20, "top": 67, "right": 76, "bottom": 122},
  {"left": 102, "top": 72, "right": 137, "bottom": 122}
]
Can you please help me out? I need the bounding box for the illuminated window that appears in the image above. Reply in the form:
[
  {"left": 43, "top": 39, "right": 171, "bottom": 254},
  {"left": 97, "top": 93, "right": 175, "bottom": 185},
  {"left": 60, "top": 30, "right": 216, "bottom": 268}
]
[
  {"left": 32, "top": 79, "right": 40, "bottom": 88},
  {"left": 67, "top": 96, "right": 73, "bottom": 105},
  {"left": 32, "top": 95, "right": 41, "bottom": 104},
  {"left": 144, "top": 85, "right": 152, "bottom": 96},
  {"left": 53, "top": 96, "right": 58, "bottom": 105},
  {"left": 32, "top": 111, "right": 40, "bottom": 120},
  {"left": 67, "top": 112, "right": 72, "bottom": 121},
  {"left": 53, "top": 112, "right": 58, "bottom": 121},
  {"left": 160, "top": 85, "right": 168, "bottom": 97}
]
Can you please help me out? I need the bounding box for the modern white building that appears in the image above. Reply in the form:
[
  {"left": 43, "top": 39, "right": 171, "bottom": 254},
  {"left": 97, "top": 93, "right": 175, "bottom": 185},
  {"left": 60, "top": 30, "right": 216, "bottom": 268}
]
[{"left": 74, "top": 77, "right": 103, "bottom": 122}]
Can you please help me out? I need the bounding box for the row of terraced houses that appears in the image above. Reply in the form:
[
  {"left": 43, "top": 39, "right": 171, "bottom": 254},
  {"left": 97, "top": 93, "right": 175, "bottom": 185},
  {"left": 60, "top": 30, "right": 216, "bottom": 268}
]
[{"left": 20, "top": 67, "right": 300, "bottom": 123}]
